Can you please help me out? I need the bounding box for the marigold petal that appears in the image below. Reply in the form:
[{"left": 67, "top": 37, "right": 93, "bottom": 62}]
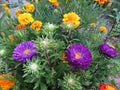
[{"left": 62, "top": 12, "right": 80, "bottom": 28}]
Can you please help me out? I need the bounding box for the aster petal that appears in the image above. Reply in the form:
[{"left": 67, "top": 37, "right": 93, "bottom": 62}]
[
  {"left": 65, "top": 43, "right": 92, "bottom": 69},
  {"left": 12, "top": 41, "right": 37, "bottom": 62}
]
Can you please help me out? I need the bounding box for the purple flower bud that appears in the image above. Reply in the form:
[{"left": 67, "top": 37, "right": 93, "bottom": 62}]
[{"left": 99, "top": 43, "right": 117, "bottom": 57}]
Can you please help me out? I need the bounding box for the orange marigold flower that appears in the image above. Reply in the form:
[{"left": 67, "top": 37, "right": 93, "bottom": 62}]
[
  {"left": 30, "top": 20, "right": 42, "bottom": 31},
  {"left": 0, "top": 80, "right": 15, "bottom": 90},
  {"left": 99, "top": 26, "right": 107, "bottom": 32},
  {"left": 25, "top": 3, "right": 35, "bottom": 12},
  {"left": 94, "top": 0, "right": 109, "bottom": 5},
  {"left": 90, "top": 23, "right": 96, "bottom": 27},
  {"left": 8, "top": 35, "right": 15, "bottom": 41},
  {"left": 99, "top": 84, "right": 117, "bottom": 90},
  {"left": 18, "top": 13, "right": 34, "bottom": 25},
  {"left": 0, "top": 73, "right": 15, "bottom": 90},
  {"left": 63, "top": 12, "right": 80, "bottom": 28},
  {"left": 15, "top": 9, "right": 23, "bottom": 17},
  {"left": 48, "top": 0, "right": 59, "bottom": 6},
  {"left": 61, "top": 53, "right": 68, "bottom": 63},
  {"left": 62, "top": 53, "right": 66, "bottom": 60},
  {"left": 16, "top": 24, "right": 26, "bottom": 30}
]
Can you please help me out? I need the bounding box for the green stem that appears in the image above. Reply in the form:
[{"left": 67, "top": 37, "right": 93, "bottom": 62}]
[
  {"left": 44, "top": 50, "right": 52, "bottom": 67},
  {"left": 67, "top": 30, "right": 72, "bottom": 44}
]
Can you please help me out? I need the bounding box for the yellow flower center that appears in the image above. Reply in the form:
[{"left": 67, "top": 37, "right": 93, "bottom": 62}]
[
  {"left": 23, "top": 49, "right": 31, "bottom": 54},
  {"left": 75, "top": 52, "right": 82, "bottom": 59},
  {"left": 106, "top": 85, "right": 116, "bottom": 90}
]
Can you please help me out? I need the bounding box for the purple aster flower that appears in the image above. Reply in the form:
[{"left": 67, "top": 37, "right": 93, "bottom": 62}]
[
  {"left": 99, "top": 43, "right": 117, "bottom": 57},
  {"left": 12, "top": 41, "right": 37, "bottom": 62},
  {"left": 65, "top": 44, "right": 92, "bottom": 69}
]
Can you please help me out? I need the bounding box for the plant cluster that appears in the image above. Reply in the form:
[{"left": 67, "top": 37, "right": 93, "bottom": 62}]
[{"left": 0, "top": 0, "right": 120, "bottom": 90}]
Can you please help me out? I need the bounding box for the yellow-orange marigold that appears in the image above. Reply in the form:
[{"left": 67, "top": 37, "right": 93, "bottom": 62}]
[
  {"left": 48, "top": 0, "right": 59, "bottom": 6},
  {"left": 16, "top": 24, "right": 26, "bottom": 30},
  {"left": 15, "top": 9, "right": 23, "bottom": 17},
  {"left": 8, "top": 35, "right": 15, "bottom": 41},
  {"left": 61, "top": 53, "right": 68, "bottom": 63},
  {"left": 90, "top": 23, "right": 96, "bottom": 27},
  {"left": 0, "top": 73, "right": 13, "bottom": 79},
  {"left": 63, "top": 12, "right": 80, "bottom": 28},
  {"left": 18, "top": 13, "right": 34, "bottom": 25},
  {"left": 30, "top": 20, "right": 42, "bottom": 31},
  {"left": 99, "top": 26, "right": 107, "bottom": 32},
  {"left": 4, "top": 7, "right": 10, "bottom": 13},
  {"left": 25, "top": 3, "right": 35, "bottom": 12}
]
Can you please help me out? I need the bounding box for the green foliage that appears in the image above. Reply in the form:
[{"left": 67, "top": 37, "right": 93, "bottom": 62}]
[
  {"left": 110, "top": 23, "right": 120, "bottom": 37},
  {"left": 59, "top": 73, "right": 82, "bottom": 90},
  {"left": 0, "top": 60, "right": 6, "bottom": 73},
  {"left": 104, "top": 0, "right": 120, "bottom": 23}
]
